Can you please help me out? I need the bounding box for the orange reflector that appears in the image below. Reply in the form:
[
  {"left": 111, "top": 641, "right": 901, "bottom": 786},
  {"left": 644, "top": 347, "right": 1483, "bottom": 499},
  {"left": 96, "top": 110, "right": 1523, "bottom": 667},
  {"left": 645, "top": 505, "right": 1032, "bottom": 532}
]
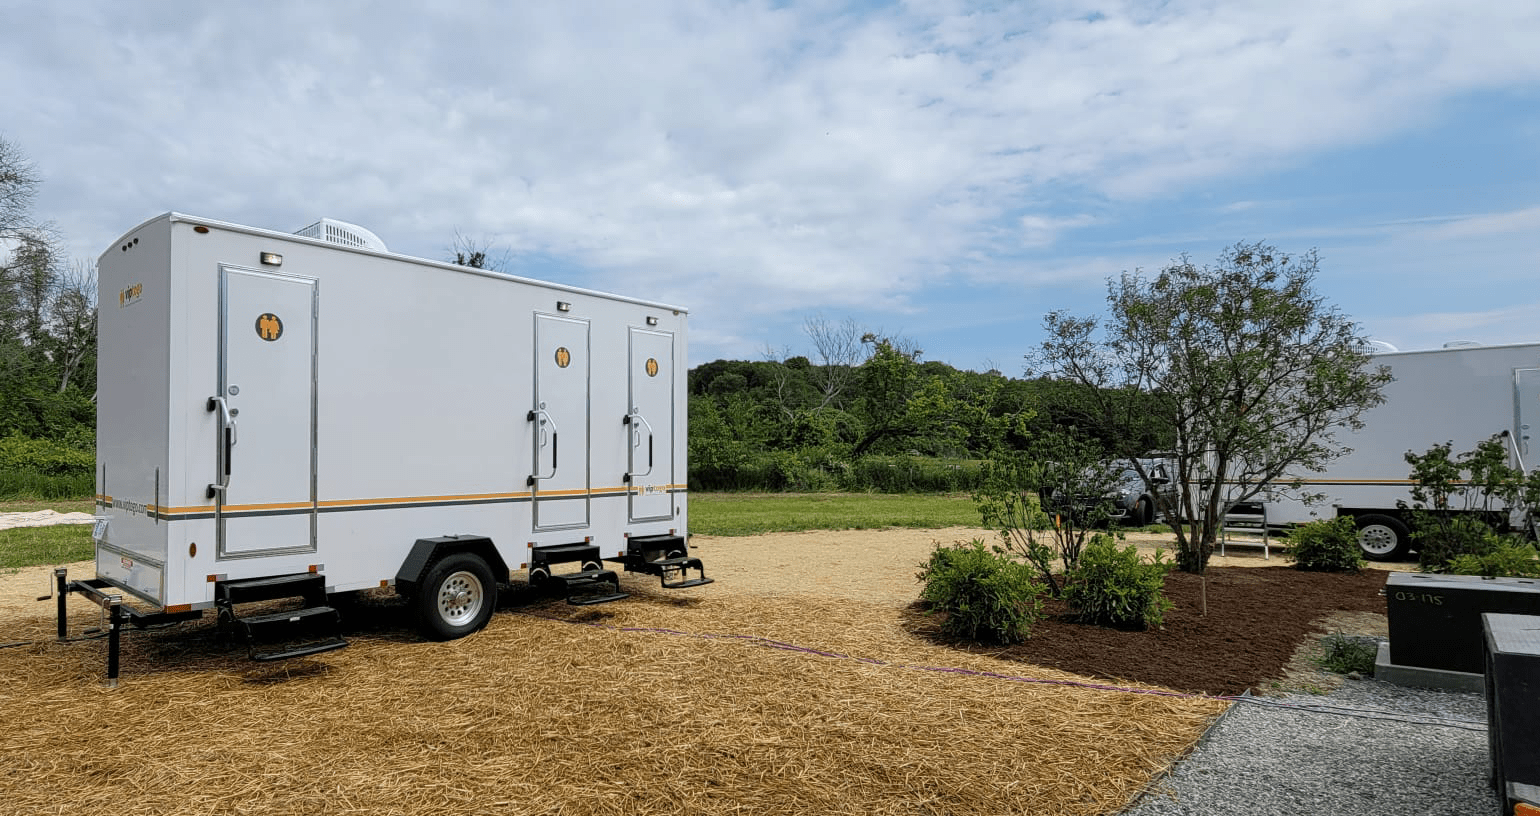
[
  {"left": 1516, "top": 803, "right": 1540, "bottom": 816},
  {"left": 193, "top": 225, "right": 209, "bottom": 234},
  {"left": 308, "top": 565, "right": 319, "bottom": 573},
  {"left": 379, "top": 580, "right": 390, "bottom": 588},
  {"left": 164, "top": 604, "right": 192, "bottom": 614},
  {"left": 519, "top": 563, "right": 528, "bottom": 570},
  {"left": 206, "top": 575, "right": 218, "bottom": 583}
]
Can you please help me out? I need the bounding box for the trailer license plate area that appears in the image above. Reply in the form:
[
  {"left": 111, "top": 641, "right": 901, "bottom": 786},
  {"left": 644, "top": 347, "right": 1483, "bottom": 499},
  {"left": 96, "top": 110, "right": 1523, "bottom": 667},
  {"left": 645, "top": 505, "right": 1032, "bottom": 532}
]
[{"left": 92, "top": 516, "right": 109, "bottom": 543}]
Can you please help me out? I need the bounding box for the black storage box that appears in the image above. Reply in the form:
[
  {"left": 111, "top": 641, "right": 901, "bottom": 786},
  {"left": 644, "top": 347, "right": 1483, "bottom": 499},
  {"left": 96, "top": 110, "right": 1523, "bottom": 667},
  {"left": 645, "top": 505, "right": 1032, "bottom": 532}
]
[
  {"left": 1385, "top": 573, "right": 1540, "bottom": 674},
  {"left": 1483, "top": 613, "right": 1540, "bottom": 811}
]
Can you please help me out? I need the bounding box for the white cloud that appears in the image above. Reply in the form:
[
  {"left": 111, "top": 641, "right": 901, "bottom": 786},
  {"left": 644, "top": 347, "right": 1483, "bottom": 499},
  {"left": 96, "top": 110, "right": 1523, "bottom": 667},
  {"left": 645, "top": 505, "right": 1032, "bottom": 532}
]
[
  {"left": 2, "top": 1, "right": 1538, "bottom": 362},
  {"left": 1420, "top": 206, "right": 1540, "bottom": 240}
]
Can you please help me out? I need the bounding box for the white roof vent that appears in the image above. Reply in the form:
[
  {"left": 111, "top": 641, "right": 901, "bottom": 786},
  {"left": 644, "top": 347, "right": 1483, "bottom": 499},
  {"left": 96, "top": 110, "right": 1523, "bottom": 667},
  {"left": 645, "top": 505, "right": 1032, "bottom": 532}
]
[
  {"left": 296, "top": 218, "right": 388, "bottom": 252},
  {"left": 1442, "top": 340, "right": 1481, "bottom": 349}
]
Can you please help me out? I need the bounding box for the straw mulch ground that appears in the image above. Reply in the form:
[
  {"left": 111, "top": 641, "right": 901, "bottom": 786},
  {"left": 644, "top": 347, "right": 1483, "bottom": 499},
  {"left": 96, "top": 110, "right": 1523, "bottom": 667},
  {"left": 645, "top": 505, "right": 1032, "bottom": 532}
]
[{"left": 0, "top": 527, "right": 1340, "bottom": 816}]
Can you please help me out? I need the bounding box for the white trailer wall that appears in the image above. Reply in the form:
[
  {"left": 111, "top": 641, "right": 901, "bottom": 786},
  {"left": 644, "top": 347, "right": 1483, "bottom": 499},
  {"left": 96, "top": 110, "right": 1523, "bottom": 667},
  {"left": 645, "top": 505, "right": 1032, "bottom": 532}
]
[{"left": 96, "top": 213, "right": 688, "bottom": 610}]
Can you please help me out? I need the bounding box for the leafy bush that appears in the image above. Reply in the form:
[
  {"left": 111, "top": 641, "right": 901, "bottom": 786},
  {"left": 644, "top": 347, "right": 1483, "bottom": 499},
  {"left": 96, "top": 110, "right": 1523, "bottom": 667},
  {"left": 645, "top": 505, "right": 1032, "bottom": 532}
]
[
  {"left": 1286, "top": 517, "right": 1365, "bottom": 572},
  {"left": 0, "top": 435, "right": 94, "bottom": 477},
  {"left": 918, "top": 539, "right": 1045, "bottom": 644},
  {"left": 1446, "top": 542, "right": 1540, "bottom": 579},
  {"left": 0, "top": 435, "right": 94, "bottom": 499},
  {"left": 1414, "top": 514, "right": 1506, "bottom": 573},
  {"left": 1063, "top": 536, "right": 1175, "bottom": 629},
  {"left": 1316, "top": 633, "right": 1378, "bottom": 676}
]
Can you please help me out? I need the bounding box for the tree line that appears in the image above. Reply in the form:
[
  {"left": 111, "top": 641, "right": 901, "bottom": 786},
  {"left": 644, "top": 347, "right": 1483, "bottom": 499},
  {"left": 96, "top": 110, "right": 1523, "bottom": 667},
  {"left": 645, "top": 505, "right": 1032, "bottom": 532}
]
[{"left": 688, "top": 315, "right": 1174, "bottom": 491}]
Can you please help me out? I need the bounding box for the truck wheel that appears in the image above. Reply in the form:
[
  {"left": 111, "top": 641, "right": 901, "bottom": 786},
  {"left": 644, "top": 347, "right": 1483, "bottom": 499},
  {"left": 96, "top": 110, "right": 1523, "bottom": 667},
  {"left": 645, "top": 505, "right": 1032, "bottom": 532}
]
[
  {"left": 1355, "top": 514, "right": 1411, "bottom": 561},
  {"left": 1133, "top": 497, "right": 1153, "bottom": 526},
  {"left": 415, "top": 552, "right": 498, "bottom": 641}
]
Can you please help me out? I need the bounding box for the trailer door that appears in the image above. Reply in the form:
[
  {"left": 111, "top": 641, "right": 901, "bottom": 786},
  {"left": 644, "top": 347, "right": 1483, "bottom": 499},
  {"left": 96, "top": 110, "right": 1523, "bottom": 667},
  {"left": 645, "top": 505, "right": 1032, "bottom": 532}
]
[
  {"left": 215, "top": 266, "right": 318, "bottom": 559},
  {"left": 532, "top": 314, "right": 591, "bottom": 531},
  {"left": 1517, "top": 368, "right": 1540, "bottom": 460},
  {"left": 626, "top": 327, "right": 675, "bottom": 522}
]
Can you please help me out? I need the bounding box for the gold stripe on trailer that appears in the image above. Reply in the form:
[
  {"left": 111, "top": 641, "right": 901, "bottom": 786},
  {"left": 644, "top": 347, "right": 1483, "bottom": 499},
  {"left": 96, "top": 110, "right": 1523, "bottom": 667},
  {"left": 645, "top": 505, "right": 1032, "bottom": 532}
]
[{"left": 99, "top": 485, "right": 688, "bottom": 519}]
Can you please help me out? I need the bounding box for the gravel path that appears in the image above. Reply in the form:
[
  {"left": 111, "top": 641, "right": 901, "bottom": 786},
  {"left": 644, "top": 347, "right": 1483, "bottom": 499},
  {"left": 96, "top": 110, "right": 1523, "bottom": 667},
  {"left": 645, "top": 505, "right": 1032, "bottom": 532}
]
[{"left": 1125, "top": 678, "right": 1497, "bottom": 816}]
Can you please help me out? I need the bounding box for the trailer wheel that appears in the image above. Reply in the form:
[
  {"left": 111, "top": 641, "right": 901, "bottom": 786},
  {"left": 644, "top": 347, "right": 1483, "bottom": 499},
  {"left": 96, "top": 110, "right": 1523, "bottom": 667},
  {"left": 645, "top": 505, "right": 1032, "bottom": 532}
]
[
  {"left": 415, "top": 553, "right": 498, "bottom": 641},
  {"left": 1354, "top": 514, "right": 1411, "bottom": 561}
]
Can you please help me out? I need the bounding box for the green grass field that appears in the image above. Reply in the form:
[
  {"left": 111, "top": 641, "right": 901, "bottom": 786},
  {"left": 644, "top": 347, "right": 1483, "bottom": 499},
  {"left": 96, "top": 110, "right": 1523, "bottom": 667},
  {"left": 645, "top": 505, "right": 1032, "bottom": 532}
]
[
  {"left": 0, "top": 524, "right": 92, "bottom": 570},
  {"left": 689, "top": 492, "right": 981, "bottom": 536},
  {"left": 0, "top": 499, "right": 96, "bottom": 571}
]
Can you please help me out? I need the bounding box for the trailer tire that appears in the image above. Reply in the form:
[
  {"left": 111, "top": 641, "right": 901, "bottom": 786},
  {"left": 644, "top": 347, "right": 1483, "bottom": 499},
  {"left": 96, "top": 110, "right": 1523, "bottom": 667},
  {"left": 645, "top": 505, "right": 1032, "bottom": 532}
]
[
  {"left": 415, "top": 553, "right": 498, "bottom": 641},
  {"left": 1354, "top": 514, "right": 1411, "bottom": 561}
]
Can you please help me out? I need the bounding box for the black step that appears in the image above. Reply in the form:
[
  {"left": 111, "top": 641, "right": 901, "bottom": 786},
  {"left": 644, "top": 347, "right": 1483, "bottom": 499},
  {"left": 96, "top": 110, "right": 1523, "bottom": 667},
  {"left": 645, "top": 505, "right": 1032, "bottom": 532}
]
[
  {"left": 650, "top": 556, "right": 714, "bottom": 589},
  {"left": 219, "top": 573, "right": 328, "bottom": 606},
  {"left": 531, "top": 543, "right": 602, "bottom": 566},
  {"left": 567, "top": 591, "right": 629, "bottom": 606},
  {"left": 238, "top": 604, "right": 341, "bottom": 636},
  {"left": 251, "top": 637, "right": 349, "bottom": 662},
  {"left": 229, "top": 604, "right": 348, "bottom": 661},
  {"left": 547, "top": 568, "right": 629, "bottom": 606}
]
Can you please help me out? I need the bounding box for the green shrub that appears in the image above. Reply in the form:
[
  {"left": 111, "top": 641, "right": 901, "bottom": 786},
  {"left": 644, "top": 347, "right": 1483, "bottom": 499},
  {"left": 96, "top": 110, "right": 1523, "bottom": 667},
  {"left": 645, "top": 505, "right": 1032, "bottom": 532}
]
[
  {"left": 1446, "top": 542, "right": 1540, "bottom": 579},
  {"left": 1316, "top": 633, "right": 1378, "bottom": 676},
  {"left": 1414, "top": 514, "right": 1505, "bottom": 573},
  {"left": 1063, "top": 536, "right": 1175, "bottom": 629},
  {"left": 0, "top": 435, "right": 94, "bottom": 477},
  {"left": 1286, "top": 517, "right": 1365, "bottom": 572},
  {"left": 918, "top": 539, "right": 1045, "bottom": 644}
]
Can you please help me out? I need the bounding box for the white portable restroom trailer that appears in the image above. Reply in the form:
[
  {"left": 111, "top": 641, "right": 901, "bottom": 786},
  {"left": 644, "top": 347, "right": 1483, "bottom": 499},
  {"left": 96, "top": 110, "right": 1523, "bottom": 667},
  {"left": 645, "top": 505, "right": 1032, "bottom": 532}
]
[
  {"left": 56, "top": 213, "right": 709, "bottom": 681},
  {"left": 1239, "top": 342, "right": 1540, "bottom": 560}
]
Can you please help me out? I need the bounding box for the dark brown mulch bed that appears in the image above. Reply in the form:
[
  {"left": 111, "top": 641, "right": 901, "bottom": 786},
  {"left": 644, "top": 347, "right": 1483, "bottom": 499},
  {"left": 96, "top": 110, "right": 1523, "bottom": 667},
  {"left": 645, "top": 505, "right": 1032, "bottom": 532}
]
[{"left": 905, "top": 566, "right": 1392, "bottom": 696}]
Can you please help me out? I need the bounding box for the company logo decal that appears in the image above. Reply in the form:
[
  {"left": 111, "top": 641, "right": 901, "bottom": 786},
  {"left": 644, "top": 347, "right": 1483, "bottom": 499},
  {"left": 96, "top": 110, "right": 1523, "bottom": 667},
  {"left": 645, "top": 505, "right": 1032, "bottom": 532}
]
[
  {"left": 255, "top": 313, "right": 283, "bottom": 341},
  {"left": 119, "top": 283, "right": 143, "bottom": 307},
  {"left": 645, "top": 357, "right": 659, "bottom": 377},
  {"left": 554, "top": 347, "right": 572, "bottom": 368}
]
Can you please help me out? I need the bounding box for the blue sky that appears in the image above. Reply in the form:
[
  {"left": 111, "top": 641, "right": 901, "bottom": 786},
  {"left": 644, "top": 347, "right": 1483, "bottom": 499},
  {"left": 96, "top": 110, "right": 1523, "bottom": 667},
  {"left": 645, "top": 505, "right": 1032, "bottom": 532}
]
[{"left": 2, "top": 0, "right": 1537, "bottom": 372}]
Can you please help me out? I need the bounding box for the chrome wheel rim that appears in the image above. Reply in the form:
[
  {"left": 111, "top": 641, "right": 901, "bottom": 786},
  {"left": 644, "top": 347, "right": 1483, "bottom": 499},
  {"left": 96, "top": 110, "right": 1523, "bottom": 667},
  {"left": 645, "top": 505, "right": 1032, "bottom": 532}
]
[
  {"left": 436, "top": 570, "right": 484, "bottom": 626},
  {"left": 1358, "top": 524, "right": 1398, "bottom": 556}
]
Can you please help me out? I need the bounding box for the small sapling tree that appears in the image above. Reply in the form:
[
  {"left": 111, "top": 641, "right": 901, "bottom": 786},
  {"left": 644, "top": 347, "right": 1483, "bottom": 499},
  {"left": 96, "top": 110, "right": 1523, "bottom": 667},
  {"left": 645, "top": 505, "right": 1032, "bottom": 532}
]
[{"left": 973, "top": 430, "right": 1122, "bottom": 596}]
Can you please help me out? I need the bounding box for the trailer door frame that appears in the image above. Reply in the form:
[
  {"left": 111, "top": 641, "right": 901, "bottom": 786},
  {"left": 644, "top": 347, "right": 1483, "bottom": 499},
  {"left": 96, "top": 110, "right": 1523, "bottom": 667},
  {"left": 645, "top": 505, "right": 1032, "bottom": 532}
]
[
  {"left": 215, "top": 265, "right": 319, "bottom": 560},
  {"left": 626, "top": 327, "right": 676, "bottom": 523}
]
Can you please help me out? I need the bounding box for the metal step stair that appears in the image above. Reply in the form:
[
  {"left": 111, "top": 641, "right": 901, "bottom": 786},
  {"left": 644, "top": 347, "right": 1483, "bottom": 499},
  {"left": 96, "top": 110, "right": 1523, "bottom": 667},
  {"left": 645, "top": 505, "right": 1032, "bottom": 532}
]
[
  {"left": 215, "top": 573, "right": 348, "bottom": 661},
  {"left": 646, "top": 555, "right": 714, "bottom": 589},
  {"left": 615, "top": 535, "right": 714, "bottom": 589},
  {"left": 529, "top": 544, "right": 629, "bottom": 606}
]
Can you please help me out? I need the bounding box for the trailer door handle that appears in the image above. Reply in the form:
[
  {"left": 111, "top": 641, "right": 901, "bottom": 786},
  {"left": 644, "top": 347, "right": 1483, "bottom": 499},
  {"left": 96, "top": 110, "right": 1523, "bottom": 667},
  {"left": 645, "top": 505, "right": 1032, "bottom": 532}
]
[
  {"left": 527, "top": 408, "right": 559, "bottom": 484},
  {"left": 206, "top": 396, "right": 235, "bottom": 499},
  {"left": 625, "top": 411, "right": 655, "bottom": 481}
]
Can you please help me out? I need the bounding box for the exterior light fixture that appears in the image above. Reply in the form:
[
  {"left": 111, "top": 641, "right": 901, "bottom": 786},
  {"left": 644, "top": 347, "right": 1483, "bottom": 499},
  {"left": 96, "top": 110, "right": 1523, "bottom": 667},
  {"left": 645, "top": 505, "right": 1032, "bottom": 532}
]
[
  {"left": 260, "top": 252, "right": 283, "bottom": 267},
  {"left": 646, "top": 316, "right": 659, "bottom": 326},
  {"left": 556, "top": 301, "right": 571, "bottom": 312}
]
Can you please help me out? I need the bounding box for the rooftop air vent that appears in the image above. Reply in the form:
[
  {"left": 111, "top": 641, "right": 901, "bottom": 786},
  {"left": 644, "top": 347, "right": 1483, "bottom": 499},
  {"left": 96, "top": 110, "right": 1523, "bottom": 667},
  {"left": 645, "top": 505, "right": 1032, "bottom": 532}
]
[
  {"left": 295, "top": 218, "right": 388, "bottom": 252},
  {"left": 1442, "top": 340, "right": 1481, "bottom": 349}
]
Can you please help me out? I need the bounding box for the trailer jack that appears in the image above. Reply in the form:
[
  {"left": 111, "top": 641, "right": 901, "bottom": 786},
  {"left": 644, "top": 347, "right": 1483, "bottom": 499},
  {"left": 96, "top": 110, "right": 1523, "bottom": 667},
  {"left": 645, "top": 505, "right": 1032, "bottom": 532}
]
[{"left": 47, "top": 568, "right": 201, "bottom": 687}]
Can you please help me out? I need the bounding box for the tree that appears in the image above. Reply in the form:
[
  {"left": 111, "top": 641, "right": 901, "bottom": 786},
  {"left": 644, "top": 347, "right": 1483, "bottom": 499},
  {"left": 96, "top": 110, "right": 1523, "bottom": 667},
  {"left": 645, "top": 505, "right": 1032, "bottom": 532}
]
[
  {"left": 446, "top": 230, "right": 510, "bottom": 272},
  {"left": 1029, "top": 242, "right": 1391, "bottom": 574},
  {"left": 0, "top": 136, "right": 97, "bottom": 441}
]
